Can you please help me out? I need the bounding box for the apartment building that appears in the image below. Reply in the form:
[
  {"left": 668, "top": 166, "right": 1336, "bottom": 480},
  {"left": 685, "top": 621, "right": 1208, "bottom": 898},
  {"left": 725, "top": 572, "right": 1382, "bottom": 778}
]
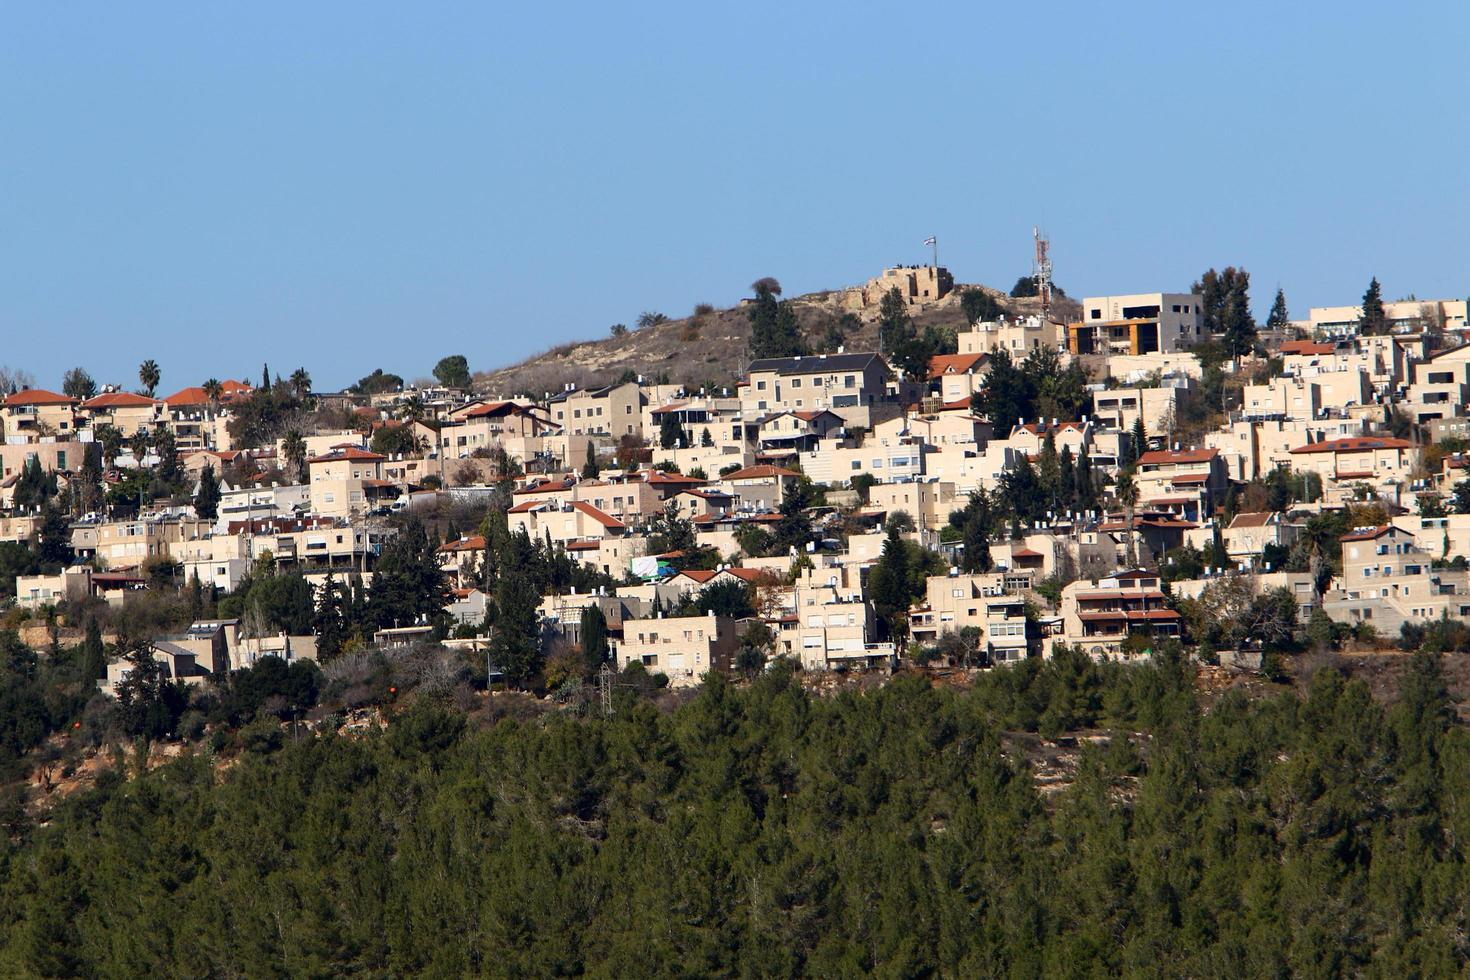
[
  {"left": 1057, "top": 569, "right": 1182, "bottom": 661},
  {"left": 743, "top": 352, "right": 893, "bottom": 429},
  {"left": 1069, "top": 293, "right": 1203, "bottom": 356},
  {"left": 546, "top": 381, "right": 645, "bottom": 438},
  {"left": 614, "top": 612, "right": 741, "bottom": 686}
]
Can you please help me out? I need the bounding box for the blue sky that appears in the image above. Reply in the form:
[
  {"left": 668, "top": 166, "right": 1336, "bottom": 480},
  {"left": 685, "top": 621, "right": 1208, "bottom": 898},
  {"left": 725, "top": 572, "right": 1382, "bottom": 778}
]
[{"left": 2, "top": 2, "right": 1465, "bottom": 392}]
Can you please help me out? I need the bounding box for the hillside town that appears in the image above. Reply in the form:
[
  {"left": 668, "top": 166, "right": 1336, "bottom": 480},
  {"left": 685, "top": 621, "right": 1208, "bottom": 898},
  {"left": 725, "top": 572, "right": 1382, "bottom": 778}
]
[{"left": 3, "top": 268, "right": 1469, "bottom": 703}]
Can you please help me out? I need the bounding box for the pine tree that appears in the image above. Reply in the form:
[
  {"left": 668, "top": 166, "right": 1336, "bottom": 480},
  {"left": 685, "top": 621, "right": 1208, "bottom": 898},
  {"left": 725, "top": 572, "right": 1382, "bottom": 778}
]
[
  {"left": 1266, "top": 287, "right": 1289, "bottom": 331},
  {"left": 582, "top": 442, "right": 600, "bottom": 478},
  {"left": 1360, "top": 276, "right": 1387, "bottom": 335},
  {"left": 1037, "top": 432, "right": 1062, "bottom": 508},
  {"left": 1131, "top": 416, "right": 1149, "bottom": 461}
]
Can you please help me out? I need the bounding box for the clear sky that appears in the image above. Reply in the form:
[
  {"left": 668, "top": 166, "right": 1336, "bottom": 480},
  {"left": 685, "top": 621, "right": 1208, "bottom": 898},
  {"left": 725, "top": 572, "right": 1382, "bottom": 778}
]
[{"left": 2, "top": 2, "right": 1466, "bottom": 393}]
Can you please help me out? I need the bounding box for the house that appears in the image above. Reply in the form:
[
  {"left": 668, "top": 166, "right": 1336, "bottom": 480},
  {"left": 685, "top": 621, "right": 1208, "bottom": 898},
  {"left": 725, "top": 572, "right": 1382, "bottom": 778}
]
[
  {"left": 546, "top": 381, "right": 645, "bottom": 438},
  {"left": 1091, "top": 385, "right": 1181, "bottom": 435},
  {"left": 613, "top": 612, "right": 741, "bottom": 686},
  {"left": 775, "top": 585, "right": 893, "bottom": 671},
  {"left": 957, "top": 315, "right": 1063, "bottom": 357},
  {"left": 928, "top": 352, "right": 990, "bottom": 404},
  {"left": 908, "top": 572, "right": 1030, "bottom": 664},
  {"left": 306, "top": 445, "right": 389, "bottom": 518},
  {"left": 80, "top": 391, "right": 164, "bottom": 437},
  {"left": 1, "top": 390, "right": 77, "bottom": 442},
  {"left": 1057, "top": 569, "right": 1181, "bottom": 661}
]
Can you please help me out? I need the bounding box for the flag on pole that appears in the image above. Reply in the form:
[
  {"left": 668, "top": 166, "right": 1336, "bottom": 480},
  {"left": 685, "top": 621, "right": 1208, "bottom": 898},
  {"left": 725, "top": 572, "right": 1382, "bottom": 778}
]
[{"left": 923, "top": 236, "right": 936, "bottom": 246}]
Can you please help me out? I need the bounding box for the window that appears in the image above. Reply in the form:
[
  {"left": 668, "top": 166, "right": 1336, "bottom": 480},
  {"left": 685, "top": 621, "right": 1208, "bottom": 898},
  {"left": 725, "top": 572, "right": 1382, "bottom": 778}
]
[
  {"left": 791, "top": 379, "right": 801, "bottom": 388},
  {"left": 757, "top": 381, "right": 766, "bottom": 391},
  {"left": 1090, "top": 309, "right": 1101, "bottom": 319},
  {"left": 813, "top": 377, "right": 823, "bottom": 386},
  {"left": 844, "top": 375, "right": 855, "bottom": 388}
]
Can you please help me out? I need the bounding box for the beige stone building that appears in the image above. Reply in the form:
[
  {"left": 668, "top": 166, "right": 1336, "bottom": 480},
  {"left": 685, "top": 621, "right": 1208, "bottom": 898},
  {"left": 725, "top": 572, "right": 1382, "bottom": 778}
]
[
  {"left": 1, "top": 390, "right": 78, "bottom": 442},
  {"left": 306, "top": 446, "right": 389, "bottom": 519},
  {"left": 742, "top": 351, "right": 893, "bottom": 429},
  {"left": 908, "top": 572, "right": 1030, "bottom": 663},
  {"left": 1091, "top": 386, "right": 1181, "bottom": 435},
  {"left": 614, "top": 612, "right": 741, "bottom": 686},
  {"left": 1306, "top": 299, "right": 1467, "bottom": 335},
  {"left": 1056, "top": 569, "right": 1182, "bottom": 661},
  {"left": 80, "top": 391, "right": 164, "bottom": 437},
  {"left": 958, "top": 315, "right": 1064, "bottom": 356},
  {"left": 843, "top": 265, "right": 953, "bottom": 310},
  {"left": 546, "top": 381, "right": 645, "bottom": 439}
]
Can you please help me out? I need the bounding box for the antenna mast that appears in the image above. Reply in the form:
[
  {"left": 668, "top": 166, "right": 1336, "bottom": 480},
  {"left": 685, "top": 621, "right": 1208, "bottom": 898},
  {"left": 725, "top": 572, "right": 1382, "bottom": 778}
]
[{"left": 1033, "top": 227, "right": 1053, "bottom": 322}]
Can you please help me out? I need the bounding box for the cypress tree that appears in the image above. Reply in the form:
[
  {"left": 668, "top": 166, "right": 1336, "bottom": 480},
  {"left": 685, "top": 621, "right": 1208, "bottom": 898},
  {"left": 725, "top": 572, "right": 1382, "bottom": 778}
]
[
  {"left": 195, "top": 464, "right": 221, "bottom": 520},
  {"left": 580, "top": 604, "right": 609, "bottom": 674},
  {"left": 80, "top": 617, "right": 106, "bottom": 682}
]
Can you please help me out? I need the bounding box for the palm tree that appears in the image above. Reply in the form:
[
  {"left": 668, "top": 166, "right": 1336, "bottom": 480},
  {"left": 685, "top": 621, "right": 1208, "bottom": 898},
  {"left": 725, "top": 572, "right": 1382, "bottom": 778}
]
[
  {"left": 398, "top": 396, "right": 427, "bottom": 423},
  {"left": 128, "top": 430, "right": 151, "bottom": 467},
  {"left": 138, "top": 359, "right": 161, "bottom": 397},
  {"left": 95, "top": 423, "right": 123, "bottom": 470},
  {"left": 202, "top": 378, "right": 223, "bottom": 410},
  {"left": 289, "top": 368, "right": 312, "bottom": 402},
  {"left": 1115, "top": 470, "right": 1140, "bottom": 568},
  {"left": 282, "top": 430, "right": 307, "bottom": 481}
]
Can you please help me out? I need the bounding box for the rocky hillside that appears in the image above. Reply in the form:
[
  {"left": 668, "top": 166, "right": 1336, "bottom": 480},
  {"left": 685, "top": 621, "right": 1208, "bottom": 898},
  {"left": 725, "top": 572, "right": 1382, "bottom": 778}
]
[{"left": 473, "top": 282, "right": 1080, "bottom": 398}]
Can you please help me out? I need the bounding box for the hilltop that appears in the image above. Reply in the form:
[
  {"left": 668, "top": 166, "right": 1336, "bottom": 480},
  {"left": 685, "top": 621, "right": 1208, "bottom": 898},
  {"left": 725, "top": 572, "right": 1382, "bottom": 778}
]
[{"left": 472, "top": 279, "right": 1080, "bottom": 397}]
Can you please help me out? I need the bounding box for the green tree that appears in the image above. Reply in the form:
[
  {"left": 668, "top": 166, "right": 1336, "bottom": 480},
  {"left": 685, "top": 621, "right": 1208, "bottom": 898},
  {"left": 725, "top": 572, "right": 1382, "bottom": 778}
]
[
  {"left": 194, "top": 464, "right": 221, "bottom": 520},
  {"left": 747, "top": 278, "right": 806, "bottom": 359},
  {"left": 138, "top": 358, "right": 161, "bottom": 397},
  {"left": 353, "top": 368, "right": 404, "bottom": 395},
  {"left": 490, "top": 531, "right": 543, "bottom": 686},
  {"left": 281, "top": 430, "right": 307, "bottom": 480},
  {"left": 580, "top": 603, "right": 609, "bottom": 673},
  {"left": 433, "top": 355, "right": 472, "bottom": 389},
  {"left": 960, "top": 288, "right": 1003, "bottom": 325},
  {"left": 62, "top": 366, "right": 97, "bottom": 401},
  {"left": 368, "top": 520, "right": 450, "bottom": 629},
  {"left": 1360, "top": 276, "right": 1387, "bottom": 335},
  {"left": 582, "top": 441, "right": 600, "bottom": 478},
  {"left": 1266, "top": 287, "right": 1290, "bottom": 331},
  {"left": 1115, "top": 470, "right": 1140, "bottom": 567},
  {"left": 79, "top": 616, "right": 106, "bottom": 681},
  {"left": 288, "top": 367, "right": 312, "bottom": 400},
  {"left": 1193, "top": 266, "right": 1256, "bottom": 355},
  {"left": 972, "top": 348, "right": 1032, "bottom": 431},
  {"left": 659, "top": 413, "right": 688, "bottom": 450}
]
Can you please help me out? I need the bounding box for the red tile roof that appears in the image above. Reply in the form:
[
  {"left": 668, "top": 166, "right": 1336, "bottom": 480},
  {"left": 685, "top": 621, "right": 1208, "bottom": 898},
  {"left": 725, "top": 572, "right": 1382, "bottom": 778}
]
[
  {"left": 928, "top": 353, "right": 988, "bottom": 379},
  {"left": 438, "top": 535, "right": 487, "bottom": 553},
  {"left": 1289, "top": 437, "right": 1413, "bottom": 454},
  {"left": 82, "top": 391, "right": 160, "bottom": 409},
  {"left": 1340, "top": 525, "right": 1392, "bottom": 542},
  {"left": 3, "top": 389, "right": 74, "bottom": 407},
  {"left": 571, "top": 501, "right": 626, "bottom": 530},
  {"left": 1137, "top": 448, "right": 1218, "bottom": 466}
]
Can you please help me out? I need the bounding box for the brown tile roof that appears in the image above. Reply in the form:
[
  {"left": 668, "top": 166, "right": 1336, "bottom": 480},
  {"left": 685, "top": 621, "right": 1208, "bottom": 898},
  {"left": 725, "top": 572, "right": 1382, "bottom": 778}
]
[
  {"left": 928, "top": 353, "right": 988, "bottom": 379},
  {"left": 1289, "top": 437, "right": 1413, "bottom": 454},
  {"left": 721, "top": 464, "right": 801, "bottom": 480},
  {"left": 1340, "top": 524, "right": 1392, "bottom": 542}
]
